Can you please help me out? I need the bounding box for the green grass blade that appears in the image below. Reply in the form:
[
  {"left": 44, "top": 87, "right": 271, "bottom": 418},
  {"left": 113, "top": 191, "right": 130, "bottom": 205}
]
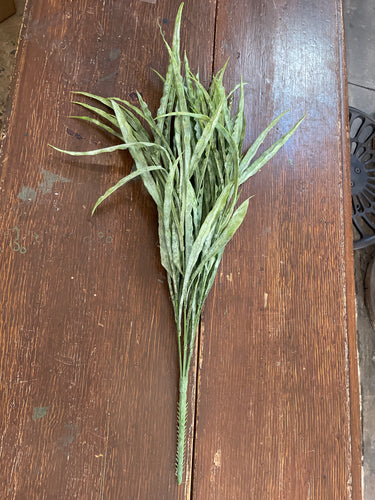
[
  {"left": 92, "top": 165, "right": 164, "bottom": 214},
  {"left": 135, "top": 92, "right": 175, "bottom": 161},
  {"left": 239, "top": 114, "right": 305, "bottom": 184},
  {"left": 71, "top": 91, "right": 112, "bottom": 108},
  {"left": 232, "top": 77, "right": 245, "bottom": 151},
  {"left": 68, "top": 115, "right": 123, "bottom": 140},
  {"left": 158, "top": 210, "right": 173, "bottom": 276},
  {"left": 178, "top": 183, "right": 232, "bottom": 325},
  {"left": 239, "top": 110, "right": 289, "bottom": 178},
  {"left": 71, "top": 100, "right": 118, "bottom": 128},
  {"left": 190, "top": 198, "right": 249, "bottom": 282},
  {"left": 151, "top": 68, "right": 166, "bottom": 82},
  {"left": 111, "top": 100, "right": 163, "bottom": 207},
  {"left": 189, "top": 100, "right": 224, "bottom": 177},
  {"left": 163, "top": 158, "right": 179, "bottom": 271},
  {"left": 50, "top": 142, "right": 158, "bottom": 157}
]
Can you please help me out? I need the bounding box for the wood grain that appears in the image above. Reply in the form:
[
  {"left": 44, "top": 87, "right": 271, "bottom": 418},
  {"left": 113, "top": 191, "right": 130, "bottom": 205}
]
[
  {"left": 192, "top": 0, "right": 361, "bottom": 498},
  {"left": 0, "top": 1, "right": 215, "bottom": 498},
  {"left": 0, "top": 0, "right": 361, "bottom": 498}
]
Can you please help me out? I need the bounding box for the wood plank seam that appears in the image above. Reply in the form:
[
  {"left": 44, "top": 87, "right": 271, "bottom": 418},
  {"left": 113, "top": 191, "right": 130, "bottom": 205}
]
[{"left": 335, "top": 0, "right": 362, "bottom": 497}]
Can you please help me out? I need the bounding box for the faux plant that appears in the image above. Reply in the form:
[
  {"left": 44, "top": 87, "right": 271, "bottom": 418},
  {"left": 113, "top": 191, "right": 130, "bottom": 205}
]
[{"left": 52, "top": 3, "right": 303, "bottom": 485}]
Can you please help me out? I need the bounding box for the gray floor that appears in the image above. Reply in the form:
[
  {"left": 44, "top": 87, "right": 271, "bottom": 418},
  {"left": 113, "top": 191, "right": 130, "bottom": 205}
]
[
  {"left": 344, "top": 0, "right": 375, "bottom": 498},
  {"left": 0, "top": 1, "right": 374, "bottom": 498}
]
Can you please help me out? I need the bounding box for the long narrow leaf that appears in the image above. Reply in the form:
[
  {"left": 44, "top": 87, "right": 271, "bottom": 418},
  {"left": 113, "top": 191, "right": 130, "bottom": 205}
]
[
  {"left": 239, "top": 114, "right": 305, "bottom": 184},
  {"left": 190, "top": 198, "right": 249, "bottom": 282},
  {"left": 178, "top": 183, "right": 232, "bottom": 325},
  {"left": 50, "top": 142, "right": 160, "bottom": 157},
  {"left": 69, "top": 115, "right": 123, "bottom": 140},
  {"left": 92, "top": 165, "right": 164, "bottom": 214}
]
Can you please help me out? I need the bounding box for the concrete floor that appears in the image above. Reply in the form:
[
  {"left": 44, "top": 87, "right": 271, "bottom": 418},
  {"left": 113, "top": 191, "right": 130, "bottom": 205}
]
[{"left": 0, "top": 1, "right": 374, "bottom": 498}]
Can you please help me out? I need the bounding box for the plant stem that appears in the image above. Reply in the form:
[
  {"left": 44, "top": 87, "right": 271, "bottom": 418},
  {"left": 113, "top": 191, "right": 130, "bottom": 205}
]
[{"left": 176, "top": 374, "right": 188, "bottom": 485}]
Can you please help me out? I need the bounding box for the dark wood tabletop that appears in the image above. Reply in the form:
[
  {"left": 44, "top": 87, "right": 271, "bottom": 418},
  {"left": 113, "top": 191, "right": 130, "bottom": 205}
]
[{"left": 0, "top": 0, "right": 361, "bottom": 498}]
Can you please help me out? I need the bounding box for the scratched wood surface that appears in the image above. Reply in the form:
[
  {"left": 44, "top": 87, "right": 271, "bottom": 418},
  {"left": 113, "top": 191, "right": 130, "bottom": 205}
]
[
  {"left": 193, "top": 0, "right": 361, "bottom": 498},
  {"left": 0, "top": 0, "right": 360, "bottom": 499},
  {"left": 0, "top": 1, "right": 215, "bottom": 498}
]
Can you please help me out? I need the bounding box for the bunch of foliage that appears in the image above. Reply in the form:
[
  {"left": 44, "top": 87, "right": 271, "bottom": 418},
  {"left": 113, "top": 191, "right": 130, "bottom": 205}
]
[{"left": 53, "top": 3, "right": 303, "bottom": 484}]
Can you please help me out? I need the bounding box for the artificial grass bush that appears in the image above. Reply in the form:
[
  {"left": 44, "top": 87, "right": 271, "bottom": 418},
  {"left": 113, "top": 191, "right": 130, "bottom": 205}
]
[{"left": 52, "top": 3, "right": 304, "bottom": 484}]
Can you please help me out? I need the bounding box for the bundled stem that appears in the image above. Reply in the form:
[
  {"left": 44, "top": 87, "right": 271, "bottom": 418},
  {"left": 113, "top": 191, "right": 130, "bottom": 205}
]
[
  {"left": 176, "top": 375, "right": 188, "bottom": 485},
  {"left": 51, "top": 2, "right": 304, "bottom": 485}
]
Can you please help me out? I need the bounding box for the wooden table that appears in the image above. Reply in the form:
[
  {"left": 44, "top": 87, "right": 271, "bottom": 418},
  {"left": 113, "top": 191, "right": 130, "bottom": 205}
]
[{"left": 0, "top": 1, "right": 361, "bottom": 498}]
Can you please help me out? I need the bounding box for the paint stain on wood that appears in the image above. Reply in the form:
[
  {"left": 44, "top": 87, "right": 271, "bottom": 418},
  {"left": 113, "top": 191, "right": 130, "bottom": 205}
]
[
  {"left": 18, "top": 186, "right": 37, "bottom": 202},
  {"left": 39, "top": 169, "right": 70, "bottom": 195},
  {"left": 32, "top": 406, "right": 50, "bottom": 421},
  {"left": 56, "top": 423, "right": 79, "bottom": 456},
  {"left": 17, "top": 169, "right": 70, "bottom": 202},
  {"left": 109, "top": 48, "right": 121, "bottom": 62}
]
